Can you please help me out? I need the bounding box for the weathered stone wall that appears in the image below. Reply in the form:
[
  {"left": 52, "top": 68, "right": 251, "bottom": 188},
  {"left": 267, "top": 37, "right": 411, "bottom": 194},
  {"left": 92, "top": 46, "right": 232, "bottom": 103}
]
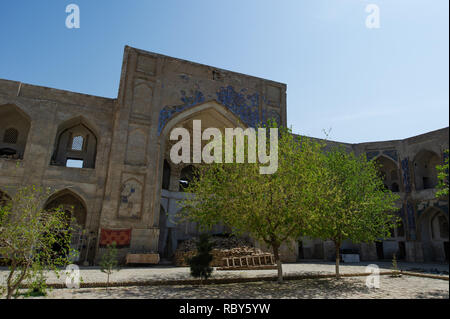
[{"left": 0, "top": 45, "right": 447, "bottom": 264}]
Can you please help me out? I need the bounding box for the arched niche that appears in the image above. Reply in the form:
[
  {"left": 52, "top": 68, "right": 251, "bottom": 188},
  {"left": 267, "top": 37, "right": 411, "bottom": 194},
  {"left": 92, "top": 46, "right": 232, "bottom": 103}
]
[
  {"left": 413, "top": 150, "right": 440, "bottom": 191},
  {"left": 0, "top": 104, "right": 31, "bottom": 160},
  {"left": 375, "top": 155, "right": 400, "bottom": 192},
  {"left": 118, "top": 177, "right": 143, "bottom": 219},
  {"left": 418, "top": 207, "right": 449, "bottom": 262},
  {"left": 131, "top": 83, "right": 153, "bottom": 116},
  {"left": 44, "top": 189, "right": 88, "bottom": 228},
  {"left": 51, "top": 117, "right": 98, "bottom": 168},
  {"left": 158, "top": 100, "right": 246, "bottom": 194},
  {"left": 125, "top": 128, "right": 147, "bottom": 166}
]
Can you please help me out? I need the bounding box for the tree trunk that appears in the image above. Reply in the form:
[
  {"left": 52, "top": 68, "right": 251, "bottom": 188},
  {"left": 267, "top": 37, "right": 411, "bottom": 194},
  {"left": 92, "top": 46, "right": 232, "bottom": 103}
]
[
  {"left": 6, "top": 287, "right": 13, "bottom": 299},
  {"left": 6, "top": 269, "right": 27, "bottom": 299},
  {"left": 6, "top": 272, "right": 14, "bottom": 299},
  {"left": 6, "top": 263, "right": 28, "bottom": 299},
  {"left": 335, "top": 241, "right": 341, "bottom": 279},
  {"left": 272, "top": 244, "right": 283, "bottom": 283},
  {"left": 6, "top": 262, "right": 16, "bottom": 299}
]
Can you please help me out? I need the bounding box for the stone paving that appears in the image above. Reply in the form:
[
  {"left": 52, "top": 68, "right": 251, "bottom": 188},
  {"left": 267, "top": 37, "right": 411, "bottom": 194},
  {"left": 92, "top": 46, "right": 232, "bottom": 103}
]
[
  {"left": 1, "top": 261, "right": 448, "bottom": 299},
  {"left": 19, "top": 275, "right": 450, "bottom": 299},
  {"left": 1, "top": 261, "right": 448, "bottom": 285}
]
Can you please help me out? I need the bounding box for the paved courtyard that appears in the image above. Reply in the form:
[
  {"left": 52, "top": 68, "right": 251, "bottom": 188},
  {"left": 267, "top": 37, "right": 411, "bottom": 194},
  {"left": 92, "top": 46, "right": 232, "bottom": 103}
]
[
  {"left": 1, "top": 261, "right": 448, "bottom": 299},
  {"left": 1, "top": 261, "right": 448, "bottom": 285},
  {"left": 19, "top": 275, "right": 450, "bottom": 299}
]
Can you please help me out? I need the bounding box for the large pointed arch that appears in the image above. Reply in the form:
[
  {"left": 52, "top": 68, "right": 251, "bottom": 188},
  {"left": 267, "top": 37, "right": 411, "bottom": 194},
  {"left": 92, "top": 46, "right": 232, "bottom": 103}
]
[
  {"left": 160, "top": 100, "right": 246, "bottom": 139},
  {"left": 154, "top": 100, "right": 247, "bottom": 226},
  {"left": 159, "top": 100, "right": 247, "bottom": 177}
]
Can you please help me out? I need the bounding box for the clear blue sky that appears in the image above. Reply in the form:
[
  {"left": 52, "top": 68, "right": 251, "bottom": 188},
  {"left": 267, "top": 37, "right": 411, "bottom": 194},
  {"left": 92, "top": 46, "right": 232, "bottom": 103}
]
[{"left": 0, "top": 0, "right": 448, "bottom": 143}]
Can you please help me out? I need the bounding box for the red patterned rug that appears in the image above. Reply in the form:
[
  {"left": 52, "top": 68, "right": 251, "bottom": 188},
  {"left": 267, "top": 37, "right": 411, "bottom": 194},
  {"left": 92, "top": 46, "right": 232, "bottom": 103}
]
[{"left": 99, "top": 228, "right": 131, "bottom": 248}]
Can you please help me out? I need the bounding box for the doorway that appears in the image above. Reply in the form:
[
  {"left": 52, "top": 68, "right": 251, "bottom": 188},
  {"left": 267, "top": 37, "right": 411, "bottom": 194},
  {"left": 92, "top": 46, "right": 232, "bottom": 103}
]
[
  {"left": 444, "top": 242, "right": 449, "bottom": 262},
  {"left": 298, "top": 241, "right": 304, "bottom": 259},
  {"left": 398, "top": 241, "right": 406, "bottom": 260},
  {"left": 376, "top": 242, "right": 384, "bottom": 260}
]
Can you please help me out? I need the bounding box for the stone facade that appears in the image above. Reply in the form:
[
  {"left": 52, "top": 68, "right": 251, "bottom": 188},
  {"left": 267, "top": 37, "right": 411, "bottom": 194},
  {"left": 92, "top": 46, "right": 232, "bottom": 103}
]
[
  {"left": 287, "top": 128, "right": 449, "bottom": 263},
  {"left": 0, "top": 46, "right": 448, "bottom": 264}
]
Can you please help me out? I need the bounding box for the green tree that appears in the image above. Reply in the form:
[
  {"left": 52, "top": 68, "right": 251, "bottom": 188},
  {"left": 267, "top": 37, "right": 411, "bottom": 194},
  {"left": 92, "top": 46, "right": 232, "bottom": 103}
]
[
  {"left": 0, "top": 186, "right": 75, "bottom": 299},
  {"left": 178, "top": 123, "right": 324, "bottom": 283},
  {"left": 307, "top": 147, "right": 400, "bottom": 278},
  {"left": 99, "top": 242, "right": 120, "bottom": 290},
  {"left": 436, "top": 149, "right": 449, "bottom": 198},
  {"left": 188, "top": 234, "right": 214, "bottom": 283}
]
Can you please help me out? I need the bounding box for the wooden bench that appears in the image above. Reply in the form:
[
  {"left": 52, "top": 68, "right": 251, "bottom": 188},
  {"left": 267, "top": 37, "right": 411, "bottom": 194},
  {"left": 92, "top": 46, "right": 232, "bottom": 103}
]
[{"left": 125, "top": 253, "right": 160, "bottom": 265}]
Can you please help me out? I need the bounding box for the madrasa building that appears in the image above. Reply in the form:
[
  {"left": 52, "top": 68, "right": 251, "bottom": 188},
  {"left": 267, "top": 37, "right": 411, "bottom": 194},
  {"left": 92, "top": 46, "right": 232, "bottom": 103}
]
[{"left": 0, "top": 46, "right": 448, "bottom": 264}]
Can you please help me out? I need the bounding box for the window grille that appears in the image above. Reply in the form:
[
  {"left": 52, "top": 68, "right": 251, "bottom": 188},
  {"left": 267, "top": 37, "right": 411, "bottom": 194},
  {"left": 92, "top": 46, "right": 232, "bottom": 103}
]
[
  {"left": 71, "top": 135, "right": 84, "bottom": 151},
  {"left": 3, "top": 128, "right": 18, "bottom": 144}
]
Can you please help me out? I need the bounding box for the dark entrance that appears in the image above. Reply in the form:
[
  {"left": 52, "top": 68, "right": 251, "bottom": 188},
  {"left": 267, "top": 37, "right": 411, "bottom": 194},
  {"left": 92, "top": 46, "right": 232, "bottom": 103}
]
[
  {"left": 398, "top": 241, "right": 406, "bottom": 260},
  {"left": 376, "top": 241, "right": 384, "bottom": 260},
  {"left": 445, "top": 242, "right": 449, "bottom": 262},
  {"left": 163, "top": 228, "right": 174, "bottom": 259},
  {"left": 298, "top": 241, "right": 304, "bottom": 259}
]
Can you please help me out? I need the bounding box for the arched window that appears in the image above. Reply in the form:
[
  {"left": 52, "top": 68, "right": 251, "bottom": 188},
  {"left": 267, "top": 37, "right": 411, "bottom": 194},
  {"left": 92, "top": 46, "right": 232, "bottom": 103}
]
[
  {"left": 71, "top": 135, "right": 84, "bottom": 151},
  {"left": 3, "top": 128, "right": 18, "bottom": 144},
  {"left": 51, "top": 119, "right": 97, "bottom": 169}
]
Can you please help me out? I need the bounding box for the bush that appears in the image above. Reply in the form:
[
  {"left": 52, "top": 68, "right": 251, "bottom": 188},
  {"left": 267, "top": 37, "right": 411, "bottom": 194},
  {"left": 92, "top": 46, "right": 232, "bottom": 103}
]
[
  {"left": 100, "top": 242, "right": 120, "bottom": 290},
  {"left": 391, "top": 253, "right": 401, "bottom": 278},
  {"left": 188, "top": 234, "right": 213, "bottom": 283}
]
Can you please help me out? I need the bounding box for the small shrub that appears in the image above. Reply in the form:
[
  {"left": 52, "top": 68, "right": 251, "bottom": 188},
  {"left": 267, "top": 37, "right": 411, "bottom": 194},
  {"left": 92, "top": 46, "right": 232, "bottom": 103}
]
[
  {"left": 188, "top": 234, "right": 213, "bottom": 284},
  {"left": 391, "top": 253, "right": 401, "bottom": 278},
  {"left": 100, "top": 242, "right": 121, "bottom": 290}
]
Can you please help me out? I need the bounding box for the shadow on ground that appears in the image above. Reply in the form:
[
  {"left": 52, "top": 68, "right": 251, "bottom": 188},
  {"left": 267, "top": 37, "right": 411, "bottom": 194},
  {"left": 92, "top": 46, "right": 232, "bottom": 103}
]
[{"left": 59, "top": 277, "right": 376, "bottom": 299}]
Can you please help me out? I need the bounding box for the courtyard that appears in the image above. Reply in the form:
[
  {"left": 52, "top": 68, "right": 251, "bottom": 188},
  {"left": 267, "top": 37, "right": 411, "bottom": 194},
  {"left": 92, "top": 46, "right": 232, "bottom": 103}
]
[
  {"left": 15, "top": 274, "right": 450, "bottom": 299},
  {"left": 2, "top": 261, "right": 448, "bottom": 299}
]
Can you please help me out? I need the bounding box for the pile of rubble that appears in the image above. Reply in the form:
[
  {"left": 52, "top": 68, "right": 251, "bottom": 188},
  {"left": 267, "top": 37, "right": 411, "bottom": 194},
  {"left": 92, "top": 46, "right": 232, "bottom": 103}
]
[{"left": 174, "top": 236, "right": 265, "bottom": 267}]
